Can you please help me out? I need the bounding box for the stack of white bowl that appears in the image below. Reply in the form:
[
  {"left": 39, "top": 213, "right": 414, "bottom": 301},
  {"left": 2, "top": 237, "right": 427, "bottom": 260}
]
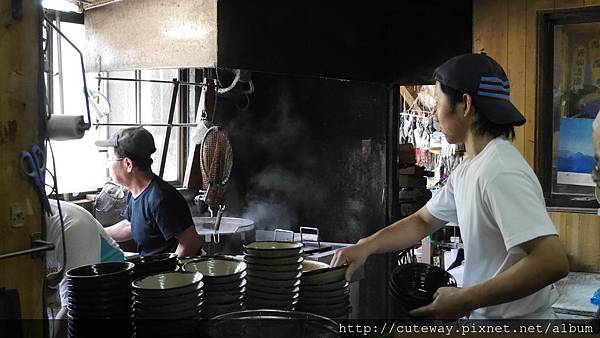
[
  {"left": 182, "top": 256, "right": 247, "bottom": 318},
  {"left": 297, "top": 260, "right": 351, "bottom": 320},
  {"left": 132, "top": 271, "right": 204, "bottom": 338},
  {"left": 243, "top": 241, "right": 304, "bottom": 311}
]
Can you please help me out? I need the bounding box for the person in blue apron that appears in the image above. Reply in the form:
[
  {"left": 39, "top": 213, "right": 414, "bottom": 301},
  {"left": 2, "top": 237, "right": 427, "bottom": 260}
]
[{"left": 332, "top": 53, "right": 570, "bottom": 319}]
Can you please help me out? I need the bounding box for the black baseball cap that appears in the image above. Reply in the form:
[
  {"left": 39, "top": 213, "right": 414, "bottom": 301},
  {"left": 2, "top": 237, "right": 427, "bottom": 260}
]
[
  {"left": 433, "top": 53, "right": 526, "bottom": 126},
  {"left": 95, "top": 127, "right": 156, "bottom": 160}
]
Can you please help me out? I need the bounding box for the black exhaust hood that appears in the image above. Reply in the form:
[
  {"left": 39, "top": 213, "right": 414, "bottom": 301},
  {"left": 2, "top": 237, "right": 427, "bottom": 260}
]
[{"left": 217, "top": 0, "right": 473, "bottom": 83}]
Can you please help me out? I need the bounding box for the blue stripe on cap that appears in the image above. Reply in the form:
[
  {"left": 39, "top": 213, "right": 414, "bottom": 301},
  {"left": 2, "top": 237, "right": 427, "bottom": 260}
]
[
  {"left": 477, "top": 90, "right": 510, "bottom": 100},
  {"left": 479, "top": 83, "right": 510, "bottom": 93},
  {"left": 481, "top": 76, "right": 510, "bottom": 86}
]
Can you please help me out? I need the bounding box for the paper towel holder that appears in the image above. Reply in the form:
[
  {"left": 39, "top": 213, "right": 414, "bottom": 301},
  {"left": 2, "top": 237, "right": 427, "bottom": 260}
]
[{"left": 44, "top": 16, "right": 92, "bottom": 140}]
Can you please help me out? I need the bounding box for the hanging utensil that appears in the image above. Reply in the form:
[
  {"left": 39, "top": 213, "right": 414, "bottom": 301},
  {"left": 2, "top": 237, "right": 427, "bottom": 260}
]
[
  {"left": 184, "top": 78, "right": 217, "bottom": 190},
  {"left": 199, "top": 123, "right": 233, "bottom": 243},
  {"left": 200, "top": 126, "right": 233, "bottom": 206},
  {"left": 191, "top": 81, "right": 215, "bottom": 145},
  {"left": 212, "top": 204, "right": 225, "bottom": 243}
]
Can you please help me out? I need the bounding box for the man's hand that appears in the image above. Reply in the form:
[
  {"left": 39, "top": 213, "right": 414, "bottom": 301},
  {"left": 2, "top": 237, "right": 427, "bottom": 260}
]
[
  {"left": 330, "top": 238, "right": 372, "bottom": 281},
  {"left": 409, "top": 287, "right": 473, "bottom": 320}
]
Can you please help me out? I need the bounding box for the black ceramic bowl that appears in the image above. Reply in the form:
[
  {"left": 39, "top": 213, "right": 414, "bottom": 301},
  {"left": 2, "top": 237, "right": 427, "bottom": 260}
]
[
  {"left": 208, "top": 310, "right": 340, "bottom": 338},
  {"left": 67, "top": 306, "right": 132, "bottom": 319},
  {"left": 127, "top": 253, "right": 177, "bottom": 265},
  {"left": 389, "top": 262, "right": 457, "bottom": 316},
  {"left": 66, "top": 286, "right": 131, "bottom": 300},
  {"left": 68, "top": 318, "right": 132, "bottom": 336},
  {"left": 66, "top": 278, "right": 131, "bottom": 293},
  {"left": 66, "top": 262, "right": 134, "bottom": 292},
  {"left": 67, "top": 293, "right": 132, "bottom": 309},
  {"left": 202, "top": 278, "right": 247, "bottom": 292},
  {"left": 66, "top": 261, "right": 135, "bottom": 280},
  {"left": 127, "top": 253, "right": 178, "bottom": 277}
]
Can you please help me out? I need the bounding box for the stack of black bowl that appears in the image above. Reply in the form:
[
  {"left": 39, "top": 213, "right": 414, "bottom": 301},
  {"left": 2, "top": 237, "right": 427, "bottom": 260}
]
[
  {"left": 297, "top": 260, "right": 350, "bottom": 320},
  {"left": 243, "top": 241, "right": 304, "bottom": 311},
  {"left": 127, "top": 253, "right": 178, "bottom": 279},
  {"left": 389, "top": 262, "right": 457, "bottom": 319},
  {"left": 66, "top": 261, "right": 134, "bottom": 338},
  {"left": 182, "top": 256, "right": 247, "bottom": 318},
  {"left": 132, "top": 271, "right": 204, "bottom": 338}
]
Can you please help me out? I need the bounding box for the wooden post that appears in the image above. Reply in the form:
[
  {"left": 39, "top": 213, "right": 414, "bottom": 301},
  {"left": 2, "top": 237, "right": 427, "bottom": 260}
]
[{"left": 0, "top": 0, "right": 46, "bottom": 335}]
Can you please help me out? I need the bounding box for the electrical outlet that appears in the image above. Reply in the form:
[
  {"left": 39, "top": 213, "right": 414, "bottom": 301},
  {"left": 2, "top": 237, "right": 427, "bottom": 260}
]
[{"left": 10, "top": 204, "right": 25, "bottom": 228}]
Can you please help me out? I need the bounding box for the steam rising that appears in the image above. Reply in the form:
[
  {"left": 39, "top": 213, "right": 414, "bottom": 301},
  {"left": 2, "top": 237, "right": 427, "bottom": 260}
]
[
  {"left": 241, "top": 166, "right": 326, "bottom": 230},
  {"left": 235, "top": 87, "right": 324, "bottom": 230}
]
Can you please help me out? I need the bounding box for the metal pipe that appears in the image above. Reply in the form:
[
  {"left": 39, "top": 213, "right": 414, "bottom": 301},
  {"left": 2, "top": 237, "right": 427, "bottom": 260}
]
[
  {"left": 159, "top": 80, "right": 179, "bottom": 178},
  {"left": 44, "top": 21, "right": 54, "bottom": 118},
  {"left": 94, "top": 122, "right": 196, "bottom": 127},
  {"left": 0, "top": 240, "right": 55, "bottom": 261},
  {"left": 135, "top": 70, "right": 141, "bottom": 124},
  {"left": 55, "top": 11, "right": 65, "bottom": 116},
  {"left": 96, "top": 76, "right": 208, "bottom": 87},
  {"left": 82, "top": 0, "right": 122, "bottom": 11}
]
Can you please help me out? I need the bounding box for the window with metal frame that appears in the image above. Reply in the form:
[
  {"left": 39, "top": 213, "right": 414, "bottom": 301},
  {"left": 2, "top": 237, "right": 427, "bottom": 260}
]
[
  {"left": 45, "top": 19, "right": 193, "bottom": 192},
  {"left": 537, "top": 6, "right": 600, "bottom": 210}
]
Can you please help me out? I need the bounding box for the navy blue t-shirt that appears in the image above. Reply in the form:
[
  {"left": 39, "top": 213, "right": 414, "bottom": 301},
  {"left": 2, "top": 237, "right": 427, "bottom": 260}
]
[{"left": 123, "top": 175, "right": 193, "bottom": 256}]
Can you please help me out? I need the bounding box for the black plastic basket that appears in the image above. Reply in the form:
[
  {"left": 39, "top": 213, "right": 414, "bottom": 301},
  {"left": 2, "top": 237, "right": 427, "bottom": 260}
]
[{"left": 389, "top": 263, "right": 457, "bottom": 318}]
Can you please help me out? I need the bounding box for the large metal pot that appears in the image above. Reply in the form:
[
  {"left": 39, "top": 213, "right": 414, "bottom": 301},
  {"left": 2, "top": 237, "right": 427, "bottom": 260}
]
[
  {"left": 194, "top": 217, "right": 255, "bottom": 255},
  {"left": 207, "top": 310, "right": 340, "bottom": 338}
]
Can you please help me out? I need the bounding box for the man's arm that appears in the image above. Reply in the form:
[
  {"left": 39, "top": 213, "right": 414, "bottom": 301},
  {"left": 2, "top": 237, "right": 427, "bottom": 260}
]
[
  {"left": 331, "top": 206, "right": 447, "bottom": 280},
  {"left": 410, "top": 234, "right": 569, "bottom": 319},
  {"left": 175, "top": 225, "right": 204, "bottom": 257},
  {"left": 52, "top": 307, "right": 68, "bottom": 338},
  {"left": 104, "top": 219, "right": 133, "bottom": 242}
]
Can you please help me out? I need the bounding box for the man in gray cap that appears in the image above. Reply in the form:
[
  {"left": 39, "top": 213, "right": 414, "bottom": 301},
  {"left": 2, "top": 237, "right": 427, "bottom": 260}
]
[
  {"left": 333, "top": 53, "right": 569, "bottom": 319},
  {"left": 96, "top": 127, "right": 203, "bottom": 256}
]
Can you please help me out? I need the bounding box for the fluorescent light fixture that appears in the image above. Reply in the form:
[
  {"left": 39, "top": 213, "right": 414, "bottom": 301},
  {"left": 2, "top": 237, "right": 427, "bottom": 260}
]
[{"left": 42, "top": 0, "right": 81, "bottom": 13}]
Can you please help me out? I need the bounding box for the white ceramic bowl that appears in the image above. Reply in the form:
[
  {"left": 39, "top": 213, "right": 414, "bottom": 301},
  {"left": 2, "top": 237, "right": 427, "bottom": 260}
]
[
  {"left": 244, "top": 242, "right": 303, "bottom": 258},
  {"left": 132, "top": 271, "right": 203, "bottom": 297}
]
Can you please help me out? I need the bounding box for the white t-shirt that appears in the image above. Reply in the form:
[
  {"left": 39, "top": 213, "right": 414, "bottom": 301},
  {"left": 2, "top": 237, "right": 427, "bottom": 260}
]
[
  {"left": 45, "top": 200, "right": 123, "bottom": 306},
  {"left": 426, "top": 137, "right": 559, "bottom": 319}
]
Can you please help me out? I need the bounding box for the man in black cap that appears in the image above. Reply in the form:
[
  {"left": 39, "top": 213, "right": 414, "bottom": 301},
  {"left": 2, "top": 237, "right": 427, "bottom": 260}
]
[
  {"left": 332, "top": 53, "right": 569, "bottom": 319},
  {"left": 96, "top": 127, "right": 203, "bottom": 257}
]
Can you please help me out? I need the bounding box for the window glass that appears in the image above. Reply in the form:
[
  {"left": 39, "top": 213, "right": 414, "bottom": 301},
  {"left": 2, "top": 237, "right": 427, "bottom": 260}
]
[
  {"left": 552, "top": 23, "right": 599, "bottom": 201},
  {"left": 140, "top": 69, "right": 180, "bottom": 181},
  {"left": 106, "top": 70, "right": 136, "bottom": 137},
  {"left": 46, "top": 21, "right": 106, "bottom": 193},
  {"left": 46, "top": 22, "right": 186, "bottom": 192}
]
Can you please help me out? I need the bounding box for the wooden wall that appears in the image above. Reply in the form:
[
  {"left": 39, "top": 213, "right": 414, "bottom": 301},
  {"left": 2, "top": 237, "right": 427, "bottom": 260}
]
[
  {"left": 474, "top": 0, "right": 600, "bottom": 272},
  {"left": 0, "top": 0, "right": 45, "bottom": 333},
  {"left": 550, "top": 212, "right": 600, "bottom": 271}
]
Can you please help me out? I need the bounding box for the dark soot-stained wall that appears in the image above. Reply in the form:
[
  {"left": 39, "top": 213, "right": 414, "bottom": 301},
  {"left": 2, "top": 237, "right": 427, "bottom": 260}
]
[
  {"left": 218, "top": 0, "right": 473, "bottom": 83},
  {"left": 216, "top": 72, "right": 390, "bottom": 244}
]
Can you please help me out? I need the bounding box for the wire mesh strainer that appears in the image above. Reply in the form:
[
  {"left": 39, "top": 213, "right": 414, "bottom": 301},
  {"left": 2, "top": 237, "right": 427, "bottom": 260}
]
[{"left": 200, "top": 126, "right": 233, "bottom": 209}]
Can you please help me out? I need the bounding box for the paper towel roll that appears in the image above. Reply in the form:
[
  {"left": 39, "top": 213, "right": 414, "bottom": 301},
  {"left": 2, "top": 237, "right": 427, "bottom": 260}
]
[{"left": 47, "top": 115, "right": 86, "bottom": 141}]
